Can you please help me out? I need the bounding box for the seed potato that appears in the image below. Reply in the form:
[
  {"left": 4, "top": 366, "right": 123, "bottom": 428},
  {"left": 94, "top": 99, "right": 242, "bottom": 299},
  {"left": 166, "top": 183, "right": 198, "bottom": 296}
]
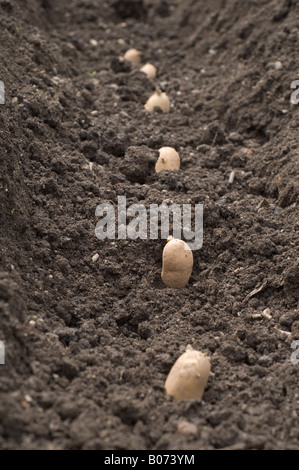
[
  {"left": 155, "top": 147, "right": 180, "bottom": 173},
  {"left": 165, "top": 349, "right": 211, "bottom": 402},
  {"left": 124, "top": 48, "right": 141, "bottom": 65},
  {"left": 144, "top": 90, "right": 170, "bottom": 113},
  {"left": 161, "top": 238, "right": 193, "bottom": 288},
  {"left": 140, "top": 63, "right": 157, "bottom": 78}
]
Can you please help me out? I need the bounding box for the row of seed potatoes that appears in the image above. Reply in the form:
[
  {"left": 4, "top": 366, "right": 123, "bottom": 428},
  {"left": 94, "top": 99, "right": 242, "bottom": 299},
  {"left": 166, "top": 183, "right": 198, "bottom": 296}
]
[{"left": 123, "top": 48, "right": 211, "bottom": 403}]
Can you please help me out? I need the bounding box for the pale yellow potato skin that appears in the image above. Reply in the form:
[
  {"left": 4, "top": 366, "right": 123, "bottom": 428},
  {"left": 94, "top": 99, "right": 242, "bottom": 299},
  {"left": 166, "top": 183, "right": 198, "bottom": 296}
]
[
  {"left": 165, "top": 350, "right": 211, "bottom": 402},
  {"left": 144, "top": 91, "right": 170, "bottom": 113},
  {"left": 124, "top": 49, "right": 141, "bottom": 65},
  {"left": 161, "top": 239, "right": 193, "bottom": 288},
  {"left": 140, "top": 63, "right": 157, "bottom": 78},
  {"left": 155, "top": 147, "right": 180, "bottom": 173}
]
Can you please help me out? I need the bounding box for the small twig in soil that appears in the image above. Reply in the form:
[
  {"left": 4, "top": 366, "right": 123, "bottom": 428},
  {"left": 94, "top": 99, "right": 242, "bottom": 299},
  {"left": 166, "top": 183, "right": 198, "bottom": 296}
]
[
  {"left": 220, "top": 443, "right": 246, "bottom": 450},
  {"left": 92, "top": 253, "right": 99, "bottom": 263},
  {"left": 252, "top": 308, "right": 272, "bottom": 320},
  {"left": 273, "top": 326, "right": 292, "bottom": 336},
  {"left": 212, "top": 131, "right": 218, "bottom": 147},
  {"left": 251, "top": 313, "right": 263, "bottom": 319},
  {"left": 228, "top": 170, "right": 235, "bottom": 185},
  {"left": 256, "top": 199, "right": 269, "bottom": 210},
  {"left": 242, "top": 280, "right": 268, "bottom": 304},
  {"left": 262, "top": 308, "right": 272, "bottom": 320}
]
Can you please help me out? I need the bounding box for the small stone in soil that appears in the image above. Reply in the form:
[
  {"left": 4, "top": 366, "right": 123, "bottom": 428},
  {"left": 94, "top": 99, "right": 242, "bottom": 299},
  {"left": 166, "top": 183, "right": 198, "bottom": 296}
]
[{"left": 177, "top": 419, "right": 198, "bottom": 435}]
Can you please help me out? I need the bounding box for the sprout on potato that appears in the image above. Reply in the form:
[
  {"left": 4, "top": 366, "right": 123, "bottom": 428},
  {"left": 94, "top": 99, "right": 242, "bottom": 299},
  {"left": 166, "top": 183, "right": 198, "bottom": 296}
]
[
  {"left": 124, "top": 48, "right": 141, "bottom": 65},
  {"left": 161, "top": 238, "right": 193, "bottom": 288},
  {"left": 140, "top": 63, "right": 157, "bottom": 79},
  {"left": 144, "top": 89, "right": 170, "bottom": 113},
  {"left": 165, "top": 348, "right": 211, "bottom": 402},
  {"left": 155, "top": 147, "right": 180, "bottom": 173}
]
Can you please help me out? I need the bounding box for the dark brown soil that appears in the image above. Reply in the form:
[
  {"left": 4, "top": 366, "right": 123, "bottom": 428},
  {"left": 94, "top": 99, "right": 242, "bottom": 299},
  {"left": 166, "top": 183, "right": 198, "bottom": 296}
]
[{"left": 0, "top": 0, "right": 298, "bottom": 450}]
